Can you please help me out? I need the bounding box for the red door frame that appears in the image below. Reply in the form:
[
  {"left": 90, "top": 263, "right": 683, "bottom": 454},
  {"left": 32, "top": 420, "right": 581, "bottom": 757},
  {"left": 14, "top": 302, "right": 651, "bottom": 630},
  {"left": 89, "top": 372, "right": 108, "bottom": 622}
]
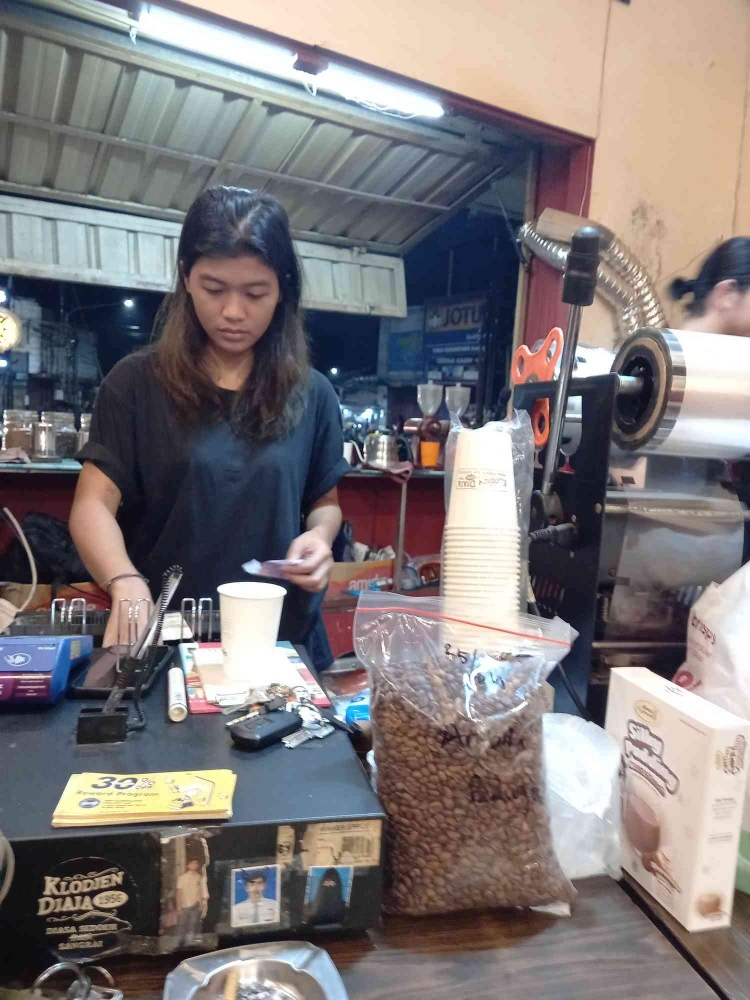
[{"left": 523, "top": 144, "right": 593, "bottom": 345}]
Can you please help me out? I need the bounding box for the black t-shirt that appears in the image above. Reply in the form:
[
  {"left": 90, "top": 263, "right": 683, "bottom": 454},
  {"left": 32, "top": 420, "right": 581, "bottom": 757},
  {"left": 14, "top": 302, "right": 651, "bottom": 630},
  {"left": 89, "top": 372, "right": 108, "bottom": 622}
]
[{"left": 78, "top": 351, "right": 349, "bottom": 652}]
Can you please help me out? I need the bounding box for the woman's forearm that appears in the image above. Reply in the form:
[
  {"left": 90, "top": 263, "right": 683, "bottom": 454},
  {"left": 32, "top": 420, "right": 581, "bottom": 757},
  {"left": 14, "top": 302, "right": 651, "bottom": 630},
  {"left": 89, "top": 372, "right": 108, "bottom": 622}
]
[
  {"left": 305, "top": 502, "right": 342, "bottom": 547},
  {"left": 70, "top": 496, "right": 137, "bottom": 589},
  {"left": 70, "top": 464, "right": 137, "bottom": 589}
]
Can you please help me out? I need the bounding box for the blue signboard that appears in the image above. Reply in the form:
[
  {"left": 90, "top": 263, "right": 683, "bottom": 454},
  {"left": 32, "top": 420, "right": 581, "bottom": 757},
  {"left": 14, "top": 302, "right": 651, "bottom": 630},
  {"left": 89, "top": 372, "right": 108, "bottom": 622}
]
[
  {"left": 388, "top": 329, "right": 424, "bottom": 382},
  {"left": 423, "top": 297, "right": 485, "bottom": 384}
]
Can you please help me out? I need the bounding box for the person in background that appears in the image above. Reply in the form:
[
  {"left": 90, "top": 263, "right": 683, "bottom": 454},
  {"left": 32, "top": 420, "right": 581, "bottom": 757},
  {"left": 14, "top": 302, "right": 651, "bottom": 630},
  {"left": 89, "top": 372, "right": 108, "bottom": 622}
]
[
  {"left": 670, "top": 237, "right": 750, "bottom": 336},
  {"left": 69, "top": 187, "right": 349, "bottom": 670},
  {"left": 175, "top": 858, "right": 208, "bottom": 945}
]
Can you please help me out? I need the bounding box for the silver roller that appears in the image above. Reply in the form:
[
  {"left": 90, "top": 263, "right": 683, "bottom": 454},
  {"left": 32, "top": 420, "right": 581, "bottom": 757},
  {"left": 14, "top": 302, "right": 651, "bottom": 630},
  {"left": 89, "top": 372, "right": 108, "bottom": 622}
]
[
  {"left": 612, "top": 327, "right": 750, "bottom": 459},
  {"left": 560, "top": 347, "right": 617, "bottom": 457}
]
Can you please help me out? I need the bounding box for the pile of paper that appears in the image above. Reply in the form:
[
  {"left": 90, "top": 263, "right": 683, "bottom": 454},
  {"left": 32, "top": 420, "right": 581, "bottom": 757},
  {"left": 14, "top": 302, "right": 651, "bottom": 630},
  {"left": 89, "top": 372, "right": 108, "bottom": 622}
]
[
  {"left": 51, "top": 769, "right": 236, "bottom": 827},
  {"left": 179, "top": 641, "right": 331, "bottom": 713}
]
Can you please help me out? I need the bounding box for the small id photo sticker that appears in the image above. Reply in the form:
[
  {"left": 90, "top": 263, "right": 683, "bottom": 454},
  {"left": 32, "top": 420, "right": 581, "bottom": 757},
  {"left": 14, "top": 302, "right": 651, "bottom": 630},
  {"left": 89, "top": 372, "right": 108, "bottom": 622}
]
[
  {"left": 304, "top": 865, "right": 353, "bottom": 926},
  {"left": 230, "top": 864, "right": 280, "bottom": 929}
]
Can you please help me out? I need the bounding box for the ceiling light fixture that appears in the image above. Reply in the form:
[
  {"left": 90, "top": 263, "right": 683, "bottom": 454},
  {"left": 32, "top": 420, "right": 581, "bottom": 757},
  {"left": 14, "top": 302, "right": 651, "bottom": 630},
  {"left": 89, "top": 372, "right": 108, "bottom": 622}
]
[
  {"left": 138, "top": 5, "right": 297, "bottom": 78},
  {"left": 137, "top": 5, "right": 443, "bottom": 118},
  {"left": 315, "top": 66, "right": 444, "bottom": 118}
]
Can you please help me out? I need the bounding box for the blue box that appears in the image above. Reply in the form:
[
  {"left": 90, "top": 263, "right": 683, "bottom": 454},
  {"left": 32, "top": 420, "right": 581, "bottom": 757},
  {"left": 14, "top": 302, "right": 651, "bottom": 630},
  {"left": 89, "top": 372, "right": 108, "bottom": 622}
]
[{"left": 0, "top": 635, "right": 93, "bottom": 704}]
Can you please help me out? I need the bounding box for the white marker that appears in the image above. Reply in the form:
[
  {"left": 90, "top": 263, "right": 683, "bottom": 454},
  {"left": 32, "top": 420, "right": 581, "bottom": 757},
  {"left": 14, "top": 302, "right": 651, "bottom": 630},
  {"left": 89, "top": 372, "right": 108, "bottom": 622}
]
[{"left": 168, "top": 666, "right": 188, "bottom": 722}]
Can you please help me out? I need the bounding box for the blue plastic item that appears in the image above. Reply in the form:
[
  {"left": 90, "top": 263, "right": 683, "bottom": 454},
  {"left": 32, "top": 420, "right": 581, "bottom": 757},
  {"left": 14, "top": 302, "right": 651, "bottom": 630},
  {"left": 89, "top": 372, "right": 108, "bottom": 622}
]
[
  {"left": 0, "top": 634, "right": 93, "bottom": 705},
  {"left": 345, "top": 698, "right": 371, "bottom": 724}
]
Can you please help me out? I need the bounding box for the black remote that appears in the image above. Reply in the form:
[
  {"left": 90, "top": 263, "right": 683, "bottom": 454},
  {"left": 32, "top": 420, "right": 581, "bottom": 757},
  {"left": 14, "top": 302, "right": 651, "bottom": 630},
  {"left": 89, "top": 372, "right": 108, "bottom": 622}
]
[{"left": 229, "top": 711, "right": 303, "bottom": 751}]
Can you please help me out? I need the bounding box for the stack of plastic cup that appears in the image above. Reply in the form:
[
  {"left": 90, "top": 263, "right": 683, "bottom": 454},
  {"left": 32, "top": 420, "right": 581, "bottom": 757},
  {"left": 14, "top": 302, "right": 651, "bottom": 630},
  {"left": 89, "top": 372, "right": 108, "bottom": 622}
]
[{"left": 442, "top": 427, "right": 520, "bottom": 646}]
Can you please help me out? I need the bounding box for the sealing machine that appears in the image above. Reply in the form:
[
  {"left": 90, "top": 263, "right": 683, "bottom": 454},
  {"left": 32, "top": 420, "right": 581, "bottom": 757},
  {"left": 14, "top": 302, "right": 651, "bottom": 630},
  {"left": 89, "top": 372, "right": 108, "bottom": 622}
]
[{"left": 514, "top": 219, "right": 750, "bottom": 720}]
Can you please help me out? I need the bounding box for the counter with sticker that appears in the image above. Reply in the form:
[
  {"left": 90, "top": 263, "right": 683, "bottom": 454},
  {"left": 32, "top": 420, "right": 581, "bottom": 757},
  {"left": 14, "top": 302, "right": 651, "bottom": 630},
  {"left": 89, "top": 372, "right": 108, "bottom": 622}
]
[{"left": 0, "top": 646, "right": 383, "bottom": 965}]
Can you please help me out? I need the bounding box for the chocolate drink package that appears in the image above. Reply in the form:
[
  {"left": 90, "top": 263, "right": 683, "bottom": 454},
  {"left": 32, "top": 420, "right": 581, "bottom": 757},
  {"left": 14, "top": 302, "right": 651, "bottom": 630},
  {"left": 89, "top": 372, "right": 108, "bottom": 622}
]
[
  {"left": 606, "top": 667, "right": 750, "bottom": 931},
  {"left": 354, "top": 592, "right": 577, "bottom": 916}
]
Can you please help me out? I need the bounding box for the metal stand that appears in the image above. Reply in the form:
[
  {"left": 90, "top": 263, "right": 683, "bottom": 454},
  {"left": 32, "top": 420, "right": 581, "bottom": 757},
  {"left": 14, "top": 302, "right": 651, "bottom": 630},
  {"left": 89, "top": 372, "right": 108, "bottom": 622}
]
[
  {"left": 394, "top": 479, "right": 408, "bottom": 592},
  {"left": 514, "top": 373, "right": 619, "bottom": 715}
]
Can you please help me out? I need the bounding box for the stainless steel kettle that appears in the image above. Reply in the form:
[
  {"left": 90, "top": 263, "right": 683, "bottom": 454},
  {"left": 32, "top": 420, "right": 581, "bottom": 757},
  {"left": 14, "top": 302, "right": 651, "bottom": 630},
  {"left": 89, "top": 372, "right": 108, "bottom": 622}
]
[{"left": 364, "top": 432, "right": 399, "bottom": 468}]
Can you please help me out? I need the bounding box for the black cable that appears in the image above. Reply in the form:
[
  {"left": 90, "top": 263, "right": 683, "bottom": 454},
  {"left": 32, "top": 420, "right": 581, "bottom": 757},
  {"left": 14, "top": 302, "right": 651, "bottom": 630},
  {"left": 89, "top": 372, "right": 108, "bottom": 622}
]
[
  {"left": 529, "top": 523, "right": 578, "bottom": 547},
  {"left": 528, "top": 598, "right": 592, "bottom": 722},
  {"left": 127, "top": 695, "right": 146, "bottom": 732},
  {"left": 554, "top": 660, "right": 592, "bottom": 723},
  {"left": 493, "top": 188, "right": 528, "bottom": 271}
]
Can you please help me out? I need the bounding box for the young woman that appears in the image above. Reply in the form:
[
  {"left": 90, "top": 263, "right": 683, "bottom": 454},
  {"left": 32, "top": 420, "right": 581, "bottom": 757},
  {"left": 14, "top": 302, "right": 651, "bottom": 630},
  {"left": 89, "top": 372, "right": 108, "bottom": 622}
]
[
  {"left": 670, "top": 237, "right": 750, "bottom": 336},
  {"left": 70, "top": 186, "right": 349, "bottom": 668}
]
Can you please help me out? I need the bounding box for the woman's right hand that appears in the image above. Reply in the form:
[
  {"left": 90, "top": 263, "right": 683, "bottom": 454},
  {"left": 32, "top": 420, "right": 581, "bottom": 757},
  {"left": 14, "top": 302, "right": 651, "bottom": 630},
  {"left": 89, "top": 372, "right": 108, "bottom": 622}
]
[{"left": 104, "top": 576, "right": 154, "bottom": 648}]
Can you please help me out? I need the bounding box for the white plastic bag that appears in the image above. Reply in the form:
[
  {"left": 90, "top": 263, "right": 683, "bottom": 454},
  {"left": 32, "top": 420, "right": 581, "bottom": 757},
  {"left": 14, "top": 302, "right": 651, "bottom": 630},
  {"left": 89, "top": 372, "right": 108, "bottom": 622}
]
[
  {"left": 674, "top": 561, "right": 750, "bottom": 827},
  {"left": 543, "top": 714, "right": 621, "bottom": 881}
]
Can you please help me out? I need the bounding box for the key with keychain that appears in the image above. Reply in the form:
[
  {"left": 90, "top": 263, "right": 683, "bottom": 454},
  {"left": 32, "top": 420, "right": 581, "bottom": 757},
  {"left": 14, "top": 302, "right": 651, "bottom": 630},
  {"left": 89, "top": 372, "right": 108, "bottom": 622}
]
[
  {"left": 282, "top": 702, "right": 341, "bottom": 747},
  {"left": 226, "top": 699, "right": 341, "bottom": 751}
]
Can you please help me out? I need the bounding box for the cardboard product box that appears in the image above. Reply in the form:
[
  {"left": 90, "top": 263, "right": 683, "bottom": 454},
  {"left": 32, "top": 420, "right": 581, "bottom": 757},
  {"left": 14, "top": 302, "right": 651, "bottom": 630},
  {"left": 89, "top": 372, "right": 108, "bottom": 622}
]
[
  {"left": 605, "top": 667, "right": 750, "bottom": 931},
  {"left": 325, "top": 560, "right": 394, "bottom": 601}
]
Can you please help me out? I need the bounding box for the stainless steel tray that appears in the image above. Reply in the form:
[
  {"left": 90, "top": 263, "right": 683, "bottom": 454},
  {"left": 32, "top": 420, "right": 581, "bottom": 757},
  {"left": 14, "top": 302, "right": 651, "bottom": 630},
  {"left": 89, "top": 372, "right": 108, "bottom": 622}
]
[{"left": 164, "top": 942, "right": 348, "bottom": 1000}]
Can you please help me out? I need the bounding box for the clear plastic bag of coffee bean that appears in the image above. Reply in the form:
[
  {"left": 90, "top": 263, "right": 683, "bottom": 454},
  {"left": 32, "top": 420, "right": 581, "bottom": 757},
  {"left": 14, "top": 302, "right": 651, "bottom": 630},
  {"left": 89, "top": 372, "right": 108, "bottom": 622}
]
[{"left": 354, "top": 592, "right": 578, "bottom": 917}]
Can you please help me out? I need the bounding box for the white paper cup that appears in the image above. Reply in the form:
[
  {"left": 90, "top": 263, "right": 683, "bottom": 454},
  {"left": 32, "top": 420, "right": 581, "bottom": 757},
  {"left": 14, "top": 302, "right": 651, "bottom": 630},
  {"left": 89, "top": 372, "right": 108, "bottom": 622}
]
[
  {"left": 443, "top": 552, "right": 521, "bottom": 566},
  {"left": 443, "top": 575, "right": 520, "bottom": 587},
  {"left": 218, "top": 581, "right": 286, "bottom": 681},
  {"left": 443, "top": 556, "right": 520, "bottom": 565},
  {"left": 444, "top": 543, "right": 519, "bottom": 552},
  {"left": 443, "top": 576, "right": 520, "bottom": 585},
  {"left": 447, "top": 428, "right": 517, "bottom": 530},
  {"left": 444, "top": 551, "right": 519, "bottom": 559},
  {"left": 444, "top": 527, "right": 521, "bottom": 538},
  {"left": 443, "top": 545, "right": 520, "bottom": 557},
  {"left": 444, "top": 531, "right": 521, "bottom": 544},
  {"left": 444, "top": 562, "right": 520, "bottom": 573},
  {"left": 444, "top": 586, "right": 520, "bottom": 596},
  {"left": 441, "top": 597, "right": 519, "bottom": 652},
  {"left": 443, "top": 556, "right": 520, "bottom": 572}
]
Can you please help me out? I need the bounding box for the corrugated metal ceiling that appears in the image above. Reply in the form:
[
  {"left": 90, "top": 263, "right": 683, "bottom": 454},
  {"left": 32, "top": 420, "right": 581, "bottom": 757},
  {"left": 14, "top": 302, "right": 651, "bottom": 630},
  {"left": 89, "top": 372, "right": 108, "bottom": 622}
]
[{"left": 0, "top": 0, "right": 529, "bottom": 254}]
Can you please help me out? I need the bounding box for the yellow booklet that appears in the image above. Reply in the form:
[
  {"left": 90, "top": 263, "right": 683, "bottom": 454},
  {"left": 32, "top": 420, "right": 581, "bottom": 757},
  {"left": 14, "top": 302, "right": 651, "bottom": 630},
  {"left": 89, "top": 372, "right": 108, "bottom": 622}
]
[{"left": 52, "top": 770, "right": 236, "bottom": 827}]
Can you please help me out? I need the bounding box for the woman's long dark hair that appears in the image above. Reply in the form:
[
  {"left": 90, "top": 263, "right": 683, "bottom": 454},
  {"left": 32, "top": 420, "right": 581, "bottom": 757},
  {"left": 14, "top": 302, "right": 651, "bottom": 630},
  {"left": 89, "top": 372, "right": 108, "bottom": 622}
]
[
  {"left": 670, "top": 237, "right": 750, "bottom": 316},
  {"left": 153, "top": 186, "right": 309, "bottom": 441}
]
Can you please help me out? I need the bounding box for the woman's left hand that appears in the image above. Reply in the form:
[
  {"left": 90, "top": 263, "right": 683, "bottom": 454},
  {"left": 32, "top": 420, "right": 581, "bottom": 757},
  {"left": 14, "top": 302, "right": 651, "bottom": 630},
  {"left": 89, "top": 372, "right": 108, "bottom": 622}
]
[{"left": 283, "top": 530, "right": 334, "bottom": 593}]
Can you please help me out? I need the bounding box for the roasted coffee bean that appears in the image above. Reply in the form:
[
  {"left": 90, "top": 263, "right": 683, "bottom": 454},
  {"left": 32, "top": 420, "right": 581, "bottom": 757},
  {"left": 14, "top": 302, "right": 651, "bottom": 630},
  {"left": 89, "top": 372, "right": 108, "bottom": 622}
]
[{"left": 371, "top": 652, "right": 575, "bottom": 916}]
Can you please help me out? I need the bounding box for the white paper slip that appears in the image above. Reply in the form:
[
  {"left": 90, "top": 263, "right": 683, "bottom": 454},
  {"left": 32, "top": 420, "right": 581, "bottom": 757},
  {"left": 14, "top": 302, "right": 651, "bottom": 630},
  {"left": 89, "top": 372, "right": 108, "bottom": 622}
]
[
  {"left": 193, "top": 646, "right": 224, "bottom": 667},
  {"left": 162, "top": 611, "right": 192, "bottom": 642}
]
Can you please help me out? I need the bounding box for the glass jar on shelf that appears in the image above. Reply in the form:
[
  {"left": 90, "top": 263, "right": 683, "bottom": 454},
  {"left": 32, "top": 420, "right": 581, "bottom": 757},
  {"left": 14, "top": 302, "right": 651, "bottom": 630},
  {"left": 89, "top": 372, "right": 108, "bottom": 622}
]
[
  {"left": 2, "top": 409, "right": 37, "bottom": 452},
  {"left": 40, "top": 411, "right": 77, "bottom": 458}
]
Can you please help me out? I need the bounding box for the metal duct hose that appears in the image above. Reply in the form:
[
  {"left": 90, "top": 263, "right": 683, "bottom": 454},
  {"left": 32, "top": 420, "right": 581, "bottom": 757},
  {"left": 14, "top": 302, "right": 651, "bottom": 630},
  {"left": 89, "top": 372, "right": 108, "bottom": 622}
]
[
  {"left": 518, "top": 220, "right": 667, "bottom": 337},
  {"left": 602, "top": 237, "right": 667, "bottom": 330},
  {"left": 612, "top": 327, "right": 750, "bottom": 459},
  {"left": 518, "top": 222, "right": 643, "bottom": 338}
]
